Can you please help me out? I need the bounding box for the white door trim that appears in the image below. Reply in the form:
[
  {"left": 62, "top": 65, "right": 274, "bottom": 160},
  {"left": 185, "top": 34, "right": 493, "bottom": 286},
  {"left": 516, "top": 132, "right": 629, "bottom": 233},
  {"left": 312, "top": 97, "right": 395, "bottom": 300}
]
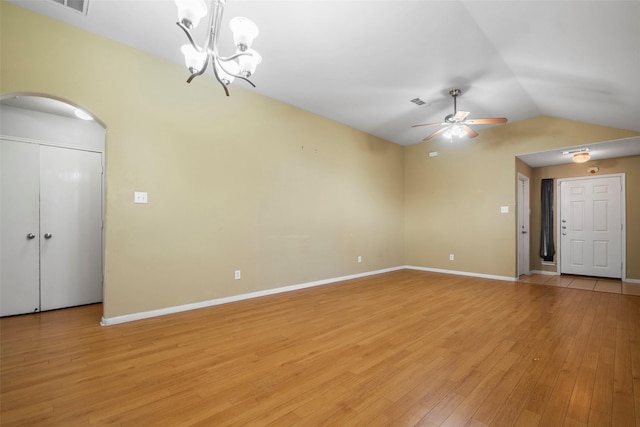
[
  {"left": 517, "top": 173, "right": 530, "bottom": 276},
  {"left": 556, "top": 173, "right": 626, "bottom": 280}
]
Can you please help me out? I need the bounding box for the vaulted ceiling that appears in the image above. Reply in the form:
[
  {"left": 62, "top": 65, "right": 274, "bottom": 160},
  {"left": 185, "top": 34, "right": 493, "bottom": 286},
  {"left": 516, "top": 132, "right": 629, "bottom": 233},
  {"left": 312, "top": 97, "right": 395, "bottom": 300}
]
[{"left": 7, "top": 0, "right": 640, "bottom": 148}]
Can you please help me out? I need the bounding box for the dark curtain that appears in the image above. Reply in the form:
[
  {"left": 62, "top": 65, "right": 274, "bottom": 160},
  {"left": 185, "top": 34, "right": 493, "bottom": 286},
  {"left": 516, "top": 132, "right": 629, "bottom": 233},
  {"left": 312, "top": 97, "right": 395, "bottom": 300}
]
[{"left": 540, "top": 178, "right": 555, "bottom": 262}]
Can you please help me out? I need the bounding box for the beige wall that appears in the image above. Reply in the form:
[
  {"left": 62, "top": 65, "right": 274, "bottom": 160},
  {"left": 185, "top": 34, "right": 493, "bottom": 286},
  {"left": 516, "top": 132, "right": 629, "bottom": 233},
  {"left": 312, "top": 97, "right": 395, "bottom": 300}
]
[
  {"left": 529, "top": 155, "right": 640, "bottom": 279},
  {"left": 1, "top": 4, "right": 405, "bottom": 318},
  {"left": 2, "top": 4, "right": 639, "bottom": 320},
  {"left": 404, "top": 117, "right": 638, "bottom": 278}
]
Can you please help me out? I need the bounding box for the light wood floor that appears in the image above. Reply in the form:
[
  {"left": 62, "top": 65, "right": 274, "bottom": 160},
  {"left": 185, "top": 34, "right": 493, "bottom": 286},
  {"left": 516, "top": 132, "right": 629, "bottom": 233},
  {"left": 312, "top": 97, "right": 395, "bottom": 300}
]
[
  {"left": 2, "top": 270, "right": 639, "bottom": 426},
  {"left": 518, "top": 273, "right": 640, "bottom": 296}
]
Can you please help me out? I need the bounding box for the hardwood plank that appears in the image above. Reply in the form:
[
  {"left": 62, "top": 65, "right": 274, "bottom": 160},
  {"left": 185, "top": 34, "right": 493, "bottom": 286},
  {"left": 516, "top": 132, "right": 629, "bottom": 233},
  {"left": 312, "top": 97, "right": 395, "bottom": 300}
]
[
  {"left": 612, "top": 297, "right": 637, "bottom": 427},
  {"left": 1, "top": 270, "right": 639, "bottom": 426},
  {"left": 629, "top": 298, "right": 640, "bottom": 427}
]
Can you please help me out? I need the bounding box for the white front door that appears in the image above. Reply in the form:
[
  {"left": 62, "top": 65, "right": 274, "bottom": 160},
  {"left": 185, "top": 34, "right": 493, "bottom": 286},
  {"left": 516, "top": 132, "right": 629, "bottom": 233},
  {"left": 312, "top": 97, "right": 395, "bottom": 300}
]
[
  {"left": 517, "top": 174, "right": 530, "bottom": 276},
  {"left": 0, "top": 140, "right": 41, "bottom": 316},
  {"left": 559, "top": 176, "right": 622, "bottom": 278},
  {"left": 40, "top": 145, "right": 103, "bottom": 311}
]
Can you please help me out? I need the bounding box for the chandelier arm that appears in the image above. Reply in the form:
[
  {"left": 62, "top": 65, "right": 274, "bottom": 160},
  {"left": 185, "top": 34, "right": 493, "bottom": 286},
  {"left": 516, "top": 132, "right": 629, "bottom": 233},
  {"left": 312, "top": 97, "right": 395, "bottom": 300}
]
[
  {"left": 210, "top": 59, "right": 231, "bottom": 96},
  {"left": 230, "top": 73, "right": 256, "bottom": 88},
  {"left": 218, "top": 52, "right": 251, "bottom": 62},
  {"left": 176, "top": 22, "right": 202, "bottom": 51},
  {"left": 186, "top": 55, "right": 210, "bottom": 83},
  {"left": 215, "top": 57, "right": 257, "bottom": 88}
]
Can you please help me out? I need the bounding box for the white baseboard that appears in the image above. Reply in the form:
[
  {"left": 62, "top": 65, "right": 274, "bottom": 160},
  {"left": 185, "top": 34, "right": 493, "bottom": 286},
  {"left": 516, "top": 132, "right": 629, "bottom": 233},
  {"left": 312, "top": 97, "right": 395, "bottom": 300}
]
[
  {"left": 101, "top": 266, "right": 405, "bottom": 326},
  {"left": 529, "top": 270, "right": 559, "bottom": 276},
  {"left": 105, "top": 265, "right": 601, "bottom": 326},
  {"left": 404, "top": 265, "right": 517, "bottom": 282},
  {"left": 624, "top": 278, "right": 640, "bottom": 284}
]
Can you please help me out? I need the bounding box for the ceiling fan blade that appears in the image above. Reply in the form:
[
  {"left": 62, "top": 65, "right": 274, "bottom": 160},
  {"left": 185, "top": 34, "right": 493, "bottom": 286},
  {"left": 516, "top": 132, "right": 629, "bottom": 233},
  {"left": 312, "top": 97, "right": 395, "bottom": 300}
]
[
  {"left": 453, "top": 110, "right": 470, "bottom": 121},
  {"left": 411, "top": 122, "right": 443, "bottom": 128},
  {"left": 465, "top": 117, "right": 508, "bottom": 125},
  {"left": 462, "top": 125, "right": 479, "bottom": 139},
  {"left": 422, "top": 127, "right": 448, "bottom": 141}
]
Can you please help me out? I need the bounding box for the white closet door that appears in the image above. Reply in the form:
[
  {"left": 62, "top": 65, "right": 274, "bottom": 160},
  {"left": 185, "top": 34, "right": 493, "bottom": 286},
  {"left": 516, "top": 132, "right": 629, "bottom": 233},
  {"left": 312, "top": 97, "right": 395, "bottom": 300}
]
[
  {"left": 0, "top": 140, "right": 41, "bottom": 316},
  {"left": 39, "top": 145, "right": 103, "bottom": 311}
]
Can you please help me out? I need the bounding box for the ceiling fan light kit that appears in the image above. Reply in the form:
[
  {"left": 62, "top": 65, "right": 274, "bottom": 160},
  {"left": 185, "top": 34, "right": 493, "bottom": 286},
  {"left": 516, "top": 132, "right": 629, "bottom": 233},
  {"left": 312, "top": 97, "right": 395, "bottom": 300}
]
[
  {"left": 412, "top": 89, "right": 507, "bottom": 142},
  {"left": 174, "top": 0, "right": 262, "bottom": 96}
]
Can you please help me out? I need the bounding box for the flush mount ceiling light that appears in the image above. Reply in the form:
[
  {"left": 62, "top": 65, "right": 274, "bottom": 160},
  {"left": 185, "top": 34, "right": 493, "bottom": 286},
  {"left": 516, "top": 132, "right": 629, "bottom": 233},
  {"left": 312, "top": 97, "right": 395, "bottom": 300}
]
[
  {"left": 562, "top": 148, "right": 590, "bottom": 163},
  {"left": 74, "top": 108, "right": 93, "bottom": 121},
  {"left": 573, "top": 151, "right": 590, "bottom": 163},
  {"left": 175, "top": 0, "right": 262, "bottom": 96}
]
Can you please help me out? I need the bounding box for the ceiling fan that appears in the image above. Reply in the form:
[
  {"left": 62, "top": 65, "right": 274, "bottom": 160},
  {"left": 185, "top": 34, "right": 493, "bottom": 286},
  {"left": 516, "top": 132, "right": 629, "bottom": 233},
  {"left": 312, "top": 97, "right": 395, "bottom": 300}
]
[{"left": 412, "top": 89, "right": 507, "bottom": 141}]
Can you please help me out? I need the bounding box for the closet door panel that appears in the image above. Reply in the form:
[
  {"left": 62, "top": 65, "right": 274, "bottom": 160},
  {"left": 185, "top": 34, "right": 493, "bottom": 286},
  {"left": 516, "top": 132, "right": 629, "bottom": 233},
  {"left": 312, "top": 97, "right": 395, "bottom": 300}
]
[
  {"left": 40, "top": 146, "right": 103, "bottom": 311},
  {"left": 0, "top": 140, "right": 41, "bottom": 316}
]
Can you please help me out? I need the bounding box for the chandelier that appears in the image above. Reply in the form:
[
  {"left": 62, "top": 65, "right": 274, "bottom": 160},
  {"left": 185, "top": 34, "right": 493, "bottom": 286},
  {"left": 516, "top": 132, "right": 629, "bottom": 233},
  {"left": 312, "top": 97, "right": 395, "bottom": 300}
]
[{"left": 174, "top": 0, "right": 262, "bottom": 96}]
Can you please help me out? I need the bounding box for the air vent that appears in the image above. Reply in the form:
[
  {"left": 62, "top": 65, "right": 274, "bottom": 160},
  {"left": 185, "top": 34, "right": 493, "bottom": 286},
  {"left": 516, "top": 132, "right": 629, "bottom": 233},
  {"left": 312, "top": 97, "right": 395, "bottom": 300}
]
[
  {"left": 410, "top": 98, "right": 426, "bottom": 106},
  {"left": 50, "top": 0, "right": 89, "bottom": 14}
]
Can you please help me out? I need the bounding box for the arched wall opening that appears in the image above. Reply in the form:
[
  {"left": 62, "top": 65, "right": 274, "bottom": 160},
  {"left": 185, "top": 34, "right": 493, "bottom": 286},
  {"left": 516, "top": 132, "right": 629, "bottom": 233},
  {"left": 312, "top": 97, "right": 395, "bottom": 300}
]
[{"left": 1, "top": 92, "right": 107, "bottom": 319}]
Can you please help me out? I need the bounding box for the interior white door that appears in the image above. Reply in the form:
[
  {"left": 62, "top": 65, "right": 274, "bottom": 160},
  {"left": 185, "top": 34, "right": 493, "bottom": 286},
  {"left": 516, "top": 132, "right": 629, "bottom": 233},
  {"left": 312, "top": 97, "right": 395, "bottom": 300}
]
[
  {"left": 0, "top": 140, "right": 41, "bottom": 316},
  {"left": 517, "top": 174, "right": 530, "bottom": 276},
  {"left": 40, "top": 145, "right": 103, "bottom": 311},
  {"left": 560, "top": 176, "right": 622, "bottom": 278}
]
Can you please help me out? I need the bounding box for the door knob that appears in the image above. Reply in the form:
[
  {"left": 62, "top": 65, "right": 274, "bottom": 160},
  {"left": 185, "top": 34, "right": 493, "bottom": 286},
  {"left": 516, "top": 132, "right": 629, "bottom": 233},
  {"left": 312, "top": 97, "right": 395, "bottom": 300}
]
[
  {"left": 26, "top": 233, "right": 36, "bottom": 240},
  {"left": 44, "top": 233, "right": 52, "bottom": 239}
]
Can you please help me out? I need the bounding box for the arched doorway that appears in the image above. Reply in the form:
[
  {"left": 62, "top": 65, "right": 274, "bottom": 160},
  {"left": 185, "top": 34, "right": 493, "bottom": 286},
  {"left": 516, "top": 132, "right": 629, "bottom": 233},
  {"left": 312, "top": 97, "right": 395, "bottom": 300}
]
[{"left": 0, "top": 94, "right": 106, "bottom": 317}]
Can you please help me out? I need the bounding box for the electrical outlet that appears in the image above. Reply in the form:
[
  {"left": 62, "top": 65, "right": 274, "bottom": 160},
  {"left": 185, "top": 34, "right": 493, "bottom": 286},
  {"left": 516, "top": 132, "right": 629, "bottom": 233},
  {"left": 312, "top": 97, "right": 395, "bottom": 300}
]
[
  {"left": 357, "top": 255, "right": 362, "bottom": 263},
  {"left": 134, "top": 191, "right": 148, "bottom": 204},
  {"left": 234, "top": 270, "right": 241, "bottom": 280},
  {"left": 449, "top": 254, "right": 454, "bottom": 261}
]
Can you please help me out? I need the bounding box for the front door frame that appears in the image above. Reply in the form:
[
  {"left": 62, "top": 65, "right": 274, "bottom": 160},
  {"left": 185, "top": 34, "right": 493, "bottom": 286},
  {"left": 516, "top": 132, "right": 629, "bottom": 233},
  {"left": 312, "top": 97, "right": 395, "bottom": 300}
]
[
  {"left": 517, "top": 173, "right": 530, "bottom": 276},
  {"left": 556, "top": 173, "right": 626, "bottom": 280}
]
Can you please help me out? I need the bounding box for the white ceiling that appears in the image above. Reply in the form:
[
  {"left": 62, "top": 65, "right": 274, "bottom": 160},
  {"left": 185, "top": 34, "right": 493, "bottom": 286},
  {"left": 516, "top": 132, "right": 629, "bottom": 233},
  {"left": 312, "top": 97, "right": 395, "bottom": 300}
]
[
  {"left": 517, "top": 136, "right": 640, "bottom": 167},
  {"left": 6, "top": 0, "right": 640, "bottom": 163}
]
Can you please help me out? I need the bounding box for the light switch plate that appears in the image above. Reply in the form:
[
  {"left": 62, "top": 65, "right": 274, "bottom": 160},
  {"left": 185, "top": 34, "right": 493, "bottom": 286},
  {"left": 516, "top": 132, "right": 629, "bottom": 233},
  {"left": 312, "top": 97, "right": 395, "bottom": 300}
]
[
  {"left": 134, "top": 192, "right": 148, "bottom": 204},
  {"left": 500, "top": 206, "right": 509, "bottom": 213}
]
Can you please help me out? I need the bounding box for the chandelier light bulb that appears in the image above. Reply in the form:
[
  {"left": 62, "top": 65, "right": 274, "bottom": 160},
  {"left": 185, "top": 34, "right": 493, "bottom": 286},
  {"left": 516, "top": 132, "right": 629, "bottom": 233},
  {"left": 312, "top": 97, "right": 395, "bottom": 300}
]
[
  {"left": 229, "top": 17, "right": 259, "bottom": 51},
  {"left": 174, "top": 0, "right": 207, "bottom": 29},
  {"left": 180, "top": 44, "right": 207, "bottom": 72},
  {"left": 238, "top": 49, "right": 262, "bottom": 77},
  {"left": 216, "top": 60, "right": 240, "bottom": 85}
]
